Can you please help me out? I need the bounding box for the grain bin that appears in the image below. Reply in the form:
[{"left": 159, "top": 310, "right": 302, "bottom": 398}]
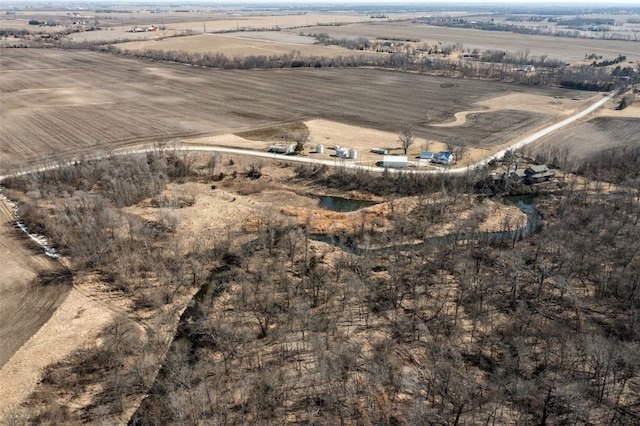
[
  {"left": 336, "top": 148, "right": 347, "bottom": 158},
  {"left": 316, "top": 144, "right": 324, "bottom": 154},
  {"left": 348, "top": 148, "right": 357, "bottom": 159}
]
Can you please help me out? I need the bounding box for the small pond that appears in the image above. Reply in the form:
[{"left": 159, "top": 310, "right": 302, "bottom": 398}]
[{"left": 316, "top": 195, "right": 377, "bottom": 212}]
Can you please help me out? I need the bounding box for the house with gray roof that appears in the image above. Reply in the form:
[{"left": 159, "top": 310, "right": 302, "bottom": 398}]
[{"left": 523, "top": 165, "right": 555, "bottom": 184}]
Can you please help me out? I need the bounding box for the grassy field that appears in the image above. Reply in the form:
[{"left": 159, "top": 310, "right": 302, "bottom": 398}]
[{"left": 1, "top": 49, "right": 589, "bottom": 170}]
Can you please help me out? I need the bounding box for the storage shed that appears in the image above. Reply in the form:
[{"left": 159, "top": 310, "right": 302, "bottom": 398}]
[
  {"left": 268, "top": 143, "right": 295, "bottom": 154},
  {"left": 382, "top": 155, "right": 408, "bottom": 168},
  {"left": 420, "top": 151, "right": 434, "bottom": 161},
  {"left": 371, "top": 148, "right": 389, "bottom": 155}
]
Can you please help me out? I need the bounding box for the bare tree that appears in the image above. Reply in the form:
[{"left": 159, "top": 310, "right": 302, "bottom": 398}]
[
  {"left": 289, "top": 128, "right": 310, "bottom": 154},
  {"left": 398, "top": 121, "right": 415, "bottom": 155},
  {"left": 447, "top": 139, "right": 467, "bottom": 163}
]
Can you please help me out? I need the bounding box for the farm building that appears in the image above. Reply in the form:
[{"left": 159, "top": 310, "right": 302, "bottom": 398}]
[
  {"left": 381, "top": 155, "right": 408, "bottom": 168},
  {"left": 371, "top": 148, "right": 388, "bottom": 155},
  {"left": 508, "top": 164, "right": 555, "bottom": 184},
  {"left": 524, "top": 165, "right": 555, "bottom": 184},
  {"left": 420, "top": 151, "right": 434, "bottom": 161},
  {"left": 509, "top": 168, "right": 527, "bottom": 181},
  {"left": 433, "top": 151, "right": 452, "bottom": 164},
  {"left": 336, "top": 147, "right": 348, "bottom": 158},
  {"left": 268, "top": 143, "right": 295, "bottom": 154}
]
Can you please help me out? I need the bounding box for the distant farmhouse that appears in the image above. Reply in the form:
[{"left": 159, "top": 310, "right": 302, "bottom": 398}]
[
  {"left": 131, "top": 26, "right": 157, "bottom": 32},
  {"left": 433, "top": 151, "right": 452, "bottom": 165},
  {"left": 507, "top": 164, "right": 556, "bottom": 184},
  {"left": 522, "top": 165, "right": 556, "bottom": 184}
]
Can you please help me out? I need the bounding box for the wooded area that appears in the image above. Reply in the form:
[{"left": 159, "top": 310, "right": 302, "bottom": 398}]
[
  {"left": 2, "top": 147, "right": 639, "bottom": 425},
  {"left": 1, "top": 4, "right": 639, "bottom": 423}
]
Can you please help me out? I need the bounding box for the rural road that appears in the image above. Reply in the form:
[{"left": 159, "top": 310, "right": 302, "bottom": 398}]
[
  {"left": 0, "top": 90, "right": 615, "bottom": 183},
  {"left": 168, "top": 90, "right": 617, "bottom": 174}
]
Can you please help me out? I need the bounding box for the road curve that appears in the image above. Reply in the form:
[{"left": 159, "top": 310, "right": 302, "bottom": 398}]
[
  {"left": 0, "top": 91, "right": 615, "bottom": 182},
  {"left": 469, "top": 90, "right": 616, "bottom": 172}
]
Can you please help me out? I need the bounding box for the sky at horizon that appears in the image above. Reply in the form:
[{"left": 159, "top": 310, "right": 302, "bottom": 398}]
[{"left": 2, "top": 0, "right": 640, "bottom": 4}]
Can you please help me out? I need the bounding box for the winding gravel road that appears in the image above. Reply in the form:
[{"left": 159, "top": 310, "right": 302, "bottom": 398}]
[{"left": 0, "top": 91, "right": 615, "bottom": 182}]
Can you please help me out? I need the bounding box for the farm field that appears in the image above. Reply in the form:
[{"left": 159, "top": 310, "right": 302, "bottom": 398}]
[
  {"left": 530, "top": 112, "right": 640, "bottom": 161},
  {"left": 0, "top": 199, "right": 70, "bottom": 370},
  {"left": 117, "top": 32, "right": 386, "bottom": 59},
  {"left": 67, "top": 19, "right": 640, "bottom": 64},
  {"left": 301, "top": 21, "right": 640, "bottom": 64},
  {"left": 1, "top": 48, "right": 591, "bottom": 171},
  {"left": 1, "top": 11, "right": 410, "bottom": 43},
  {"left": 159, "top": 12, "right": 399, "bottom": 33}
]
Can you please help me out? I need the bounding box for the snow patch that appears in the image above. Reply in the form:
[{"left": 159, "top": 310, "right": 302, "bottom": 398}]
[{"left": 1, "top": 189, "right": 61, "bottom": 259}]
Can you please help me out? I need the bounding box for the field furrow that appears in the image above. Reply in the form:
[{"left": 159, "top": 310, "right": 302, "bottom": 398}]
[
  {"left": 531, "top": 117, "right": 640, "bottom": 159},
  {"left": 1, "top": 49, "right": 591, "bottom": 168}
]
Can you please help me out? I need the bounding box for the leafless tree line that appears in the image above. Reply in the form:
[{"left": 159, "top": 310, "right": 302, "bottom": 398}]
[{"left": 415, "top": 15, "right": 640, "bottom": 42}]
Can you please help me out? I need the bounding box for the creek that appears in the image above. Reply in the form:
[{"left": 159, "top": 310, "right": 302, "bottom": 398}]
[
  {"left": 161, "top": 195, "right": 541, "bottom": 381},
  {"left": 312, "top": 195, "right": 541, "bottom": 255}
]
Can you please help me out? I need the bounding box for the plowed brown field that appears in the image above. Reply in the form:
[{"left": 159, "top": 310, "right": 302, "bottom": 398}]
[
  {"left": 0, "top": 199, "right": 71, "bottom": 369},
  {"left": 301, "top": 21, "right": 640, "bottom": 64},
  {"left": 117, "top": 32, "right": 386, "bottom": 59},
  {"left": 530, "top": 114, "right": 640, "bottom": 160},
  {"left": 1, "top": 49, "right": 588, "bottom": 170}
]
